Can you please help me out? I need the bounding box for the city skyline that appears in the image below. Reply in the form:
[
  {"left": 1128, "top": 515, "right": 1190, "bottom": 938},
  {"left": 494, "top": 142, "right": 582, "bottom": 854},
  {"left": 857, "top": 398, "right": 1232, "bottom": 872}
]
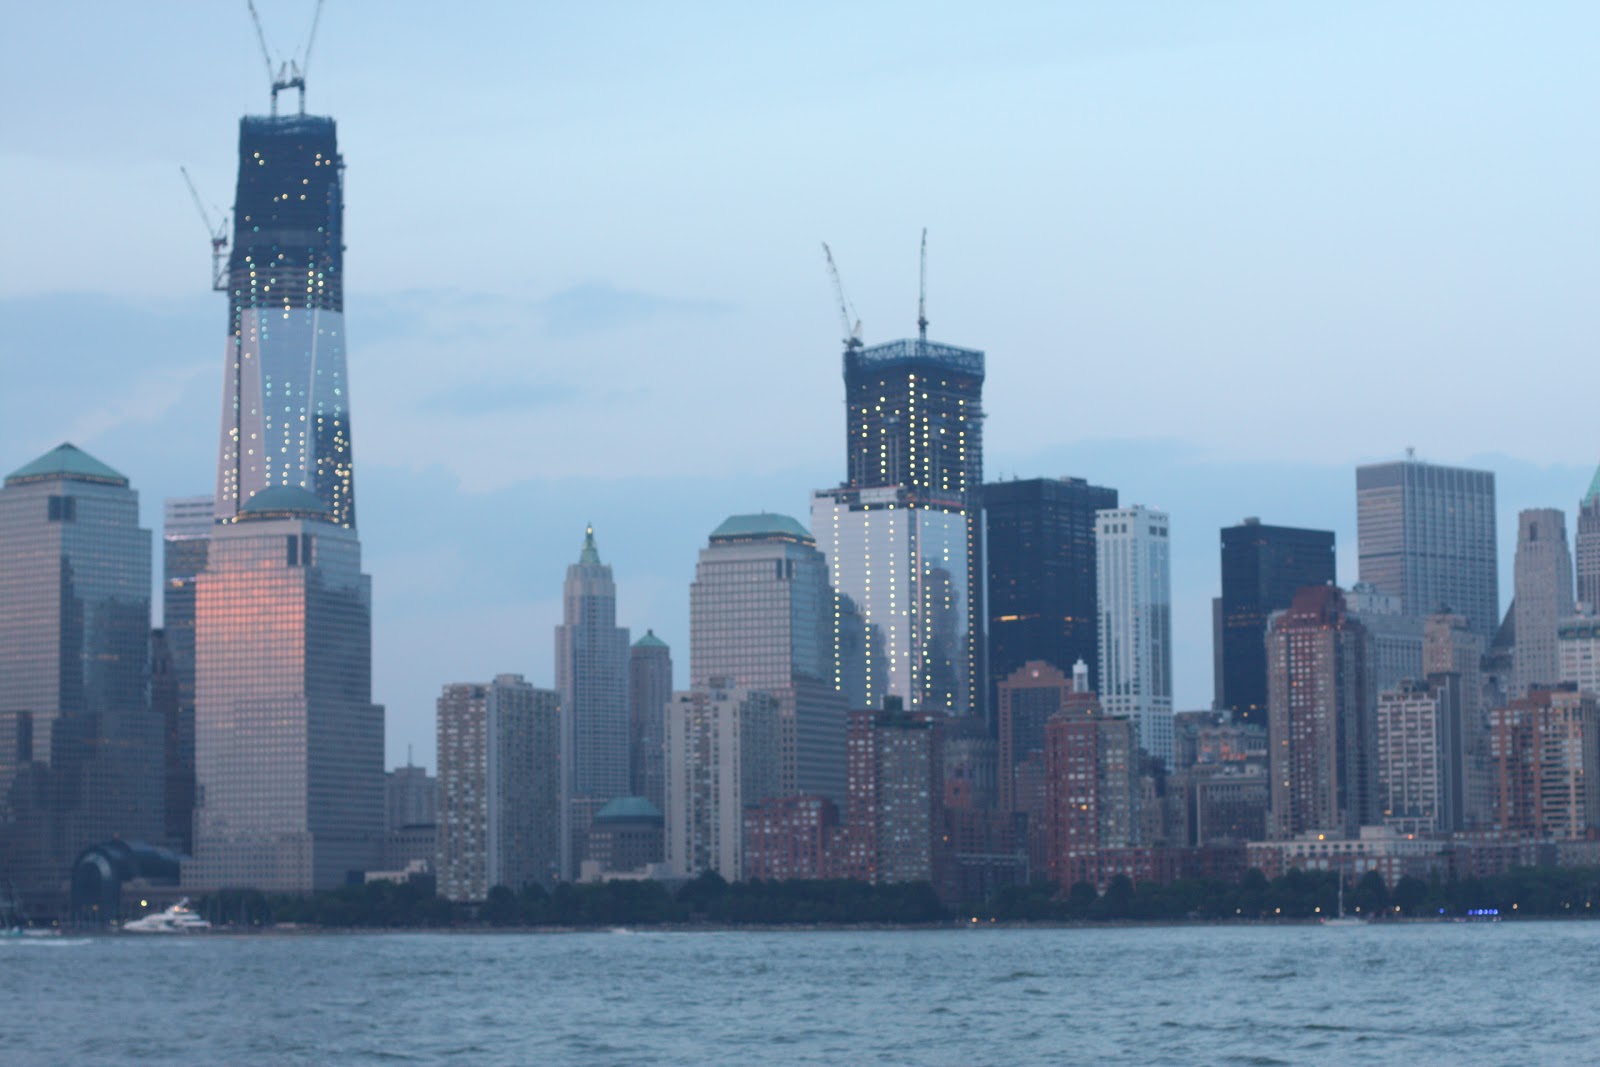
[{"left": 6, "top": 4, "right": 1600, "bottom": 769}]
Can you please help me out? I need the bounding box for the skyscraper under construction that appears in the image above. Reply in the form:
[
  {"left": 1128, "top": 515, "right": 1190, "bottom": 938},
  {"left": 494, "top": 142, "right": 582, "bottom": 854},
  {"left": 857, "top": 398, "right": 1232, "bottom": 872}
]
[{"left": 214, "top": 111, "right": 355, "bottom": 528}]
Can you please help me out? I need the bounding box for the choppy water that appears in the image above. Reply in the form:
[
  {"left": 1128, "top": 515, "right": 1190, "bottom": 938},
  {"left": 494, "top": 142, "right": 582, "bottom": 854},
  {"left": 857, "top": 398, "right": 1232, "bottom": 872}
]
[{"left": 1, "top": 921, "right": 1593, "bottom": 1065}]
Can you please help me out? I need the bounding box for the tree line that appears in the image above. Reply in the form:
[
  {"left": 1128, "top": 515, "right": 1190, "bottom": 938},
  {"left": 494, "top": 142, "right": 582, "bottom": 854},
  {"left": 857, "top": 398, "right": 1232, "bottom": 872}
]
[{"left": 188, "top": 865, "right": 1600, "bottom": 929}]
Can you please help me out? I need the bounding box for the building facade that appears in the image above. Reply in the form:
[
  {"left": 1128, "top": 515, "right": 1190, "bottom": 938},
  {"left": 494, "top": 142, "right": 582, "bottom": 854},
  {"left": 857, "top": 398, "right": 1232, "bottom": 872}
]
[
  {"left": 1044, "top": 701, "right": 1139, "bottom": 887},
  {"left": 689, "top": 514, "right": 845, "bottom": 803},
  {"left": 554, "top": 526, "right": 630, "bottom": 878},
  {"left": 814, "top": 336, "right": 985, "bottom": 720},
  {"left": 1266, "top": 586, "right": 1375, "bottom": 839},
  {"left": 161, "top": 495, "right": 213, "bottom": 855},
  {"left": 984, "top": 476, "right": 1117, "bottom": 707},
  {"left": 436, "top": 676, "right": 560, "bottom": 902},
  {"left": 190, "top": 487, "right": 383, "bottom": 891},
  {"left": 0, "top": 444, "right": 160, "bottom": 907},
  {"left": 1491, "top": 686, "right": 1600, "bottom": 840},
  {"left": 1512, "top": 508, "right": 1576, "bottom": 698},
  {"left": 1216, "top": 519, "right": 1335, "bottom": 723},
  {"left": 215, "top": 113, "right": 355, "bottom": 528},
  {"left": 1356, "top": 458, "right": 1498, "bottom": 640},
  {"left": 842, "top": 702, "right": 943, "bottom": 885},
  {"left": 1096, "top": 506, "right": 1173, "bottom": 766},
  {"left": 663, "top": 685, "right": 781, "bottom": 880},
  {"left": 1577, "top": 474, "right": 1600, "bottom": 611},
  {"left": 628, "top": 631, "right": 673, "bottom": 813}
]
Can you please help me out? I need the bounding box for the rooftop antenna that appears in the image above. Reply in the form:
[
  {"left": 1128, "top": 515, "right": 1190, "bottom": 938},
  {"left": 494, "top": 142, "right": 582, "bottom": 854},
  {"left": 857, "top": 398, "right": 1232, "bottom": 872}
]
[
  {"left": 180, "top": 166, "right": 229, "bottom": 292},
  {"left": 917, "top": 227, "right": 928, "bottom": 341},
  {"left": 822, "top": 243, "right": 863, "bottom": 352},
  {"left": 247, "top": 0, "right": 324, "bottom": 116}
]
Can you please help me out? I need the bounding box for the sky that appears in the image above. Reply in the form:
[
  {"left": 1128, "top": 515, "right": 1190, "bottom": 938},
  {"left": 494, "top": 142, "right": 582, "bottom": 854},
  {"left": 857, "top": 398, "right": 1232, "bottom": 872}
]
[{"left": 3, "top": 3, "right": 1598, "bottom": 771}]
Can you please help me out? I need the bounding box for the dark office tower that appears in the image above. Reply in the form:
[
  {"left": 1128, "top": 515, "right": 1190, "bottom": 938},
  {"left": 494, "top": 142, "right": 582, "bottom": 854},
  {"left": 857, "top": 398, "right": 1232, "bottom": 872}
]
[
  {"left": 149, "top": 629, "right": 190, "bottom": 854},
  {"left": 813, "top": 337, "right": 985, "bottom": 719},
  {"left": 215, "top": 111, "right": 355, "bottom": 528},
  {"left": 629, "top": 631, "right": 673, "bottom": 813},
  {"left": 1266, "top": 586, "right": 1376, "bottom": 839},
  {"left": 1217, "top": 519, "right": 1336, "bottom": 723},
  {"left": 0, "top": 444, "right": 161, "bottom": 908},
  {"left": 1576, "top": 472, "right": 1600, "bottom": 611},
  {"left": 160, "top": 495, "right": 211, "bottom": 855},
  {"left": 1356, "top": 458, "right": 1498, "bottom": 640},
  {"left": 1512, "top": 509, "right": 1576, "bottom": 698},
  {"left": 984, "top": 477, "right": 1118, "bottom": 707}
]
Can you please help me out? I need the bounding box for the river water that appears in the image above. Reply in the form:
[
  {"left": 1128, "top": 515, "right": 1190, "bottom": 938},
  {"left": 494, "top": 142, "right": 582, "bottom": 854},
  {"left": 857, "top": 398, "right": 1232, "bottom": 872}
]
[{"left": 1, "top": 921, "right": 1590, "bottom": 1065}]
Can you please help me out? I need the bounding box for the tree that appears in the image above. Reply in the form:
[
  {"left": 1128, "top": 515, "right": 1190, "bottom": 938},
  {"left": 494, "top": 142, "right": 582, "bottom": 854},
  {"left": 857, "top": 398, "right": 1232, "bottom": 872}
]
[{"left": 1350, "top": 870, "right": 1388, "bottom": 916}]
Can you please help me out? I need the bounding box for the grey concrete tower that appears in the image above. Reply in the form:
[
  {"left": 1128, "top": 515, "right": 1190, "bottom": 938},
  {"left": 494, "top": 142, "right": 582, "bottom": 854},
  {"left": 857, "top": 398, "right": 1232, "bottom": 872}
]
[
  {"left": 1512, "top": 508, "right": 1575, "bottom": 698},
  {"left": 1576, "top": 469, "right": 1600, "bottom": 611}
]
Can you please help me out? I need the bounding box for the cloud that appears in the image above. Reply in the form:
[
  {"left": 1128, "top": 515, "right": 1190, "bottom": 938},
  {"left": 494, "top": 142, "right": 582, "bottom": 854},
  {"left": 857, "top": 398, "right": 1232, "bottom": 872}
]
[
  {"left": 421, "top": 380, "right": 582, "bottom": 416},
  {"left": 536, "top": 282, "right": 733, "bottom": 339}
]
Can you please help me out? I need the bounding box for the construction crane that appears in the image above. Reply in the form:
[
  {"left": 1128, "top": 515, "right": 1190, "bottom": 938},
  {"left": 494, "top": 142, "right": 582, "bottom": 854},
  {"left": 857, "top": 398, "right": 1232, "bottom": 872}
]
[
  {"left": 821, "top": 242, "right": 863, "bottom": 353},
  {"left": 917, "top": 227, "right": 928, "bottom": 342},
  {"left": 247, "top": 0, "right": 325, "bottom": 116},
  {"left": 180, "top": 167, "right": 230, "bottom": 292}
]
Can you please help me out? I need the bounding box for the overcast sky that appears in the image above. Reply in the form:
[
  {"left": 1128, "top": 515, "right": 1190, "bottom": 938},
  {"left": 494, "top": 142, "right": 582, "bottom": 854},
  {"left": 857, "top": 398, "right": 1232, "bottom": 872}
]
[{"left": 4, "top": 3, "right": 1598, "bottom": 770}]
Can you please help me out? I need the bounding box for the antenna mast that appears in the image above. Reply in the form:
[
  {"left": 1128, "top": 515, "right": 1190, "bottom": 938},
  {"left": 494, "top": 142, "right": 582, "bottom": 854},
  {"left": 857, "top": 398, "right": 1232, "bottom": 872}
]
[
  {"left": 822, "top": 243, "right": 863, "bottom": 353},
  {"left": 917, "top": 228, "right": 928, "bottom": 341},
  {"left": 180, "top": 167, "right": 230, "bottom": 292}
]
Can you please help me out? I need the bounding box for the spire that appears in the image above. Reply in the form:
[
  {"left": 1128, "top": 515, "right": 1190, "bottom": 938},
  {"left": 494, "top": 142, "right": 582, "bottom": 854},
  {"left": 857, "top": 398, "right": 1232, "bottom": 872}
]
[
  {"left": 579, "top": 523, "right": 601, "bottom": 564},
  {"left": 1585, "top": 464, "right": 1600, "bottom": 506}
]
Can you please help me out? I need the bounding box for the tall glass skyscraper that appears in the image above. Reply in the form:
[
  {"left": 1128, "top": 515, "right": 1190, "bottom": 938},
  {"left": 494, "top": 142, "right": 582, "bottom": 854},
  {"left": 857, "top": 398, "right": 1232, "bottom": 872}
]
[
  {"left": 1356, "top": 459, "right": 1498, "bottom": 640},
  {"left": 189, "top": 487, "right": 383, "bottom": 891},
  {"left": 0, "top": 444, "right": 161, "bottom": 906},
  {"left": 1096, "top": 506, "right": 1174, "bottom": 766},
  {"left": 215, "top": 113, "right": 354, "bottom": 528},
  {"left": 689, "top": 514, "right": 846, "bottom": 803},
  {"left": 813, "top": 337, "right": 985, "bottom": 718}
]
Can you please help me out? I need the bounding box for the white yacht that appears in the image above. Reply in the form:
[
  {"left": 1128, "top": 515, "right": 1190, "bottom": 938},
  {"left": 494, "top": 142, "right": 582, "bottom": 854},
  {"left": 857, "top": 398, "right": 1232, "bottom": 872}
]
[{"left": 121, "top": 899, "right": 212, "bottom": 934}]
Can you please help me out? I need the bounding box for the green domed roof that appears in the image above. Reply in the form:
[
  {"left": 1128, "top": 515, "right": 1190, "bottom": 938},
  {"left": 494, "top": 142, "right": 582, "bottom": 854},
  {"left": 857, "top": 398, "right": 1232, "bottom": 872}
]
[
  {"left": 633, "top": 629, "right": 669, "bottom": 649},
  {"left": 6, "top": 443, "right": 127, "bottom": 488},
  {"left": 709, "top": 512, "right": 813, "bottom": 545},
  {"left": 239, "top": 485, "right": 331, "bottom": 520},
  {"left": 1586, "top": 464, "right": 1600, "bottom": 505},
  {"left": 593, "top": 796, "right": 664, "bottom": 824}
]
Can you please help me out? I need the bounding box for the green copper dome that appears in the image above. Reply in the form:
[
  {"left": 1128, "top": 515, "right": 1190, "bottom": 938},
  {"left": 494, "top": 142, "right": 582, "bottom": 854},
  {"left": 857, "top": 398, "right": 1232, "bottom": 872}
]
[
  {"left": 634, "top": 629, "right": 668, "bottom": 649},
  {"left": 593, "top": 796, "right": 664, "bottom": 824},
  {"left": 1586, "top": 464, "right": 1600, "bottom": 505},
  {"left": 5, "top": 442, "right": 128, "bottom": 488},
  {"left": 708, "top": 512, "right": 813, "bottom": 544}
]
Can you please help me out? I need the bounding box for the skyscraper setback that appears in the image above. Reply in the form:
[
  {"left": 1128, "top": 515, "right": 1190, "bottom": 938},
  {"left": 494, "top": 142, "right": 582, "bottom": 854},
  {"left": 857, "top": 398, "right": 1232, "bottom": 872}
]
[{"left": 215, "top": 112, "right": 354, "bottom": 527}]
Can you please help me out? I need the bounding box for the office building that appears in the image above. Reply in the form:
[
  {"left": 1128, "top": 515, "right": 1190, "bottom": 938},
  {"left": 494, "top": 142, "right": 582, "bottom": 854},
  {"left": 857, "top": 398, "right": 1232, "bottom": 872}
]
[
  {"left": 1096, "top": 506, "right": 1173, "bottom": 765},
  {"left": 435, "top": 676, "right": 560, "bottom": 901},
  {"left": 689, "top": 514, "right": 845, "bottom": 803},
  {"left": 1345, "top": 582, "right": 1424, "bottom": 696},
  {"left": 189, "top": 487, "right": 383, "bottom": 891},
  {"left": 0, "top": 444, "right": 161, "bottom": 908},
  {"left": 554, "top": 526, "right": 630, "bottom": 878},
  {"left": 663, "top": 684, "right": 781, "bottom": 880},
  {"left": 984, "top": 476, "right": 1117, "bottom": 705},
  {"left": 628, "top": 631, "right": 673, "bottom": 813},
  {"left": 1491, "top": 686, "right": 1600, "bottom": 840},
  {"left": 1216, "top": 519, "right": 1335, "bottom": 723},
  {"left": 1266, "top": 586, "right": 1375, "bottom": 839},
  {"left": 1356, "top": 458, "right": 1498, "bottom": 639},
  {"left": 1424, "top": 612, "right": 1492, "bottom": 829},
  {"left": 214, "top": 112, "right": 355, "bottom": 527},
  {"left": 1512, "top": 508, "right": 1575, "bottom": 697},
  {"left": 160, "top": 495, "right": 213, "bottom": 854},
  {"left": 841, "top": 700, "right": 943, "bottom": 885},
  {"left": 1560, "top": 616, "right": 1600, "bottom": 697},
  {"left": 582, "top": 796, "right": 664, "bottom": 878},
  {"left": 1577, "top": 473, "right": 1600, "bottom": 610},
  {"left": 385, "top": 764, "right": 437, "bottom": 831},
  {"left": 996, "top": 660, "right": 1076, "bottom": 812},
  {"left": 813, "top": 335, "right": 985, "bottom": 719}
]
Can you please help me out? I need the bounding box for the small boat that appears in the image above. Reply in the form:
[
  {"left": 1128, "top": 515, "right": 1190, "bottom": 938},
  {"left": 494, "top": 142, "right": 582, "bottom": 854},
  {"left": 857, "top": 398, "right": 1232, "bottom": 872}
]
[
  {"left": 121, "top": 899, "right": 212, "bottom": 934},
  {"left": 1321, "top": 879, "right": 1365, "bottom": 926}
]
